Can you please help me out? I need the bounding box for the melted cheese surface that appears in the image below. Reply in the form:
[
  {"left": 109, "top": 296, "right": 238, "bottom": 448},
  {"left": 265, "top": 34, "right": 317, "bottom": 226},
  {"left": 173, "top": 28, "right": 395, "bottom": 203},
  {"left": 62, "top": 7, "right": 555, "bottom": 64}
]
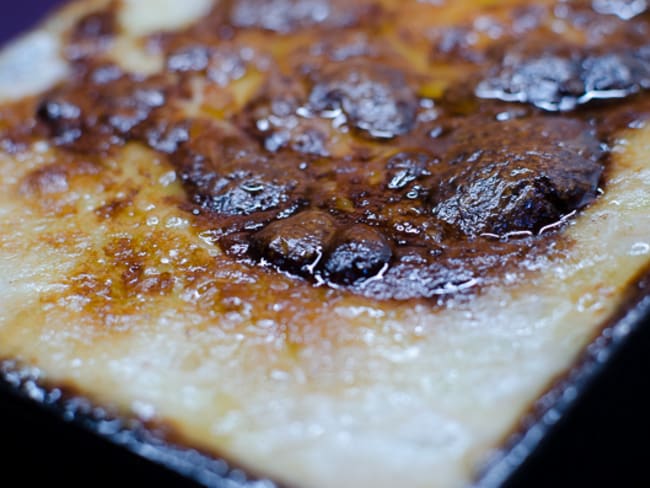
[{"left": 1, "top": 2, "right": 650, "bottom": 488}]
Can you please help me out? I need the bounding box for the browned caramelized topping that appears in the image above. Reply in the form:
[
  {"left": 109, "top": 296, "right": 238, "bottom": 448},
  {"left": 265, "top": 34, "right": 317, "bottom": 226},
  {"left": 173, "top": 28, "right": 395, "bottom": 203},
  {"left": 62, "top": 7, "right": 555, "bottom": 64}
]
[
  {"left": 431, "top": 118, "right": 604, "bottom": 236},
  {"left": 36, "top": 72, "right": 176, "bottom": 152},
  {"left": 71, "top": 11, "right": 116, "bottom": 42},
  {"left": 322, "top": 224, "right": 393, "bottom": 285},
  {"left": 250, "top": 209, "right": 337, "bottom": 274},
  {"left": 308, "top": 61, "right": 418, "bottom": 139},
  {"left": 477, "top": 45, "right": 650, "bottom": 111},
  {"left": 7, "top": 0, "right": 650, "bottom": 300},
  {"left": 174, "top": 122, "right": 307, "bottom": 221}
]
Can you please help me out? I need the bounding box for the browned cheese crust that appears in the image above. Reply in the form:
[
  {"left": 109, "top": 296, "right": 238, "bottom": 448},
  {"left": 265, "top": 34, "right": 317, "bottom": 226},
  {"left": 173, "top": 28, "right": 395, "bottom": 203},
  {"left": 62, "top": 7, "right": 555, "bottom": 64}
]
[
  {"left": 2, "top": 1, "right": 650, "bottom": 487},
  {"left": 6, "top": 0, "right": 637, "bottom": 300}
]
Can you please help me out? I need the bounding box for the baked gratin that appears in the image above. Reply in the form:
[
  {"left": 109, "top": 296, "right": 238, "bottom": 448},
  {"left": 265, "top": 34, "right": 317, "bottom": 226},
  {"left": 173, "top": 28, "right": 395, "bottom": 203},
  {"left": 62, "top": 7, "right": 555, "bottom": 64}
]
[{"left": 1, "top": 0, "right": 650, "bottom": 486}]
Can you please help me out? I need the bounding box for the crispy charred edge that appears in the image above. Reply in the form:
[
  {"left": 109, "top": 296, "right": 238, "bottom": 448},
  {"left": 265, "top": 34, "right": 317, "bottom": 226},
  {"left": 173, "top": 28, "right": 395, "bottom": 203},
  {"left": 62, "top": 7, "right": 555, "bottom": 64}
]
[
  {"left": 0, "top": 361, "right": 278, "bottom": 488},
  {"left": 475, "top": 261, "right": 650, "bottom": 487}
]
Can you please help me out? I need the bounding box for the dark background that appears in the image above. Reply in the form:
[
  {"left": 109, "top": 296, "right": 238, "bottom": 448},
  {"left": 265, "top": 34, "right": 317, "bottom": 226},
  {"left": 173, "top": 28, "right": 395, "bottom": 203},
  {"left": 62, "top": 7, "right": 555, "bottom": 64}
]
[
  {"left": 1, "top": 2, "right": 650, "bottom": 487},
  {"left": 0, "top": 1, "right": 62, "bottom": 45}
]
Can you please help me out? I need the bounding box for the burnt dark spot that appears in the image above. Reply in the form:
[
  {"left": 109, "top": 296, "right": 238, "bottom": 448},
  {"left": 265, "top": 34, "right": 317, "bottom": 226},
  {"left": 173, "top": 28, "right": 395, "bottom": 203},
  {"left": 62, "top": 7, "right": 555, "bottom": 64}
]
[
  {"left": 477, "top": 47, "right": 650, "bottom": 111},
  {"left": 203, "top": 173, "right": 291, "bottom": 215},
  {"left": 37, "top": 99, "right": 83, "bottom": 145},
  {"left": 432, "top": 118, "right": 605, "bottom": 236},
  {"left": 244, "top": 75, "right": 331, "bottom": 155},
  {"left": 179, "top": 151, "right": 294, "bottom": 216},
  {"left": 322, "top": 224, "right": 393, "bottom": 284},
  {"left": 173, "top": 125, "right": 305, "bottom": 219},
  {"left": 386, "top": 152, "right": 433, "bottom": 190},
  {"left": 582, "top": 52, "right": 650, "bottom": 97},
  {"left": 72, "top": 11, "right": 116, "bottom": 41},
  {"left": 476, "top": 53, "right": 584, "bottom": 111},
  {"left": 309, "top": 62, "right": 417, "bottom": 138},
  {"left": 250, "top": 210, "right": 337, "bottom": 274},
  {"left": 34, "top": 73, "right": 173, "bottom": 153},
  {"left": 219, "top": 232, "right": 252, "bottom": 258}
]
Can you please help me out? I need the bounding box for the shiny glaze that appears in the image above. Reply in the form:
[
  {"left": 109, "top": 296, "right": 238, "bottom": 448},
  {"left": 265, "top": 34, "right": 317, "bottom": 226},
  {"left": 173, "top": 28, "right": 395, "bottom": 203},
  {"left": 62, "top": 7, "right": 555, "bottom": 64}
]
[
  {"left": 5, "top": 0, "right": 650, "bottom": 299},
  {"left": 4, "top": 2, "right": 650, "bottom": 488}
]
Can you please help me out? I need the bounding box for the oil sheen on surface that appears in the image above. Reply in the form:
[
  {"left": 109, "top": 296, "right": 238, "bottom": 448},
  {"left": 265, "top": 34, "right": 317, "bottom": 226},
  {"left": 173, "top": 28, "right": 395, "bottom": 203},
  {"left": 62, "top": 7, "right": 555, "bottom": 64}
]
[
  {"left": 11, "top": 0, "right": 650, "bottom": 300},
  {"left": 2, "top": 1, "right": 650, "bottom": 488}
]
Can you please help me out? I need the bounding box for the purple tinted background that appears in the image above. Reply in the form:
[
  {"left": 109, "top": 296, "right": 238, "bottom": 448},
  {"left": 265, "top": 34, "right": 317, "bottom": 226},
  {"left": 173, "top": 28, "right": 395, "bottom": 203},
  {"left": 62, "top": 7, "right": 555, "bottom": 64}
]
[{"left": 0, "top": 0, "right": 63, "bottom": 44}]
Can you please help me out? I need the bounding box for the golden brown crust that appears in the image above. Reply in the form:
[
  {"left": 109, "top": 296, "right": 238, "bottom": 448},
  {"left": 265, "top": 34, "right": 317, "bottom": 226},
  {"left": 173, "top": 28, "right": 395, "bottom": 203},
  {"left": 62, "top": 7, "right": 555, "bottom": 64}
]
[
  {"left": 7, "top": 0, "right": 650, "bottom": 300},
  {"left": 3, "top": 2, "right": 650, "bottom": 488}
]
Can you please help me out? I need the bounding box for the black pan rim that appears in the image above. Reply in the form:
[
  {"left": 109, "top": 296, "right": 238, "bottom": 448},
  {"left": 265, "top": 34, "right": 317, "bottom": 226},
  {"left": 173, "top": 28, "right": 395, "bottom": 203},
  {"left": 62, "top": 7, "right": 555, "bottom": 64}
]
[
  {"left": 2, "top": 268, "right": 650, "bottom": 488},
  {"left": 475, "top": 268, "right": 650, "bottom": 487}
]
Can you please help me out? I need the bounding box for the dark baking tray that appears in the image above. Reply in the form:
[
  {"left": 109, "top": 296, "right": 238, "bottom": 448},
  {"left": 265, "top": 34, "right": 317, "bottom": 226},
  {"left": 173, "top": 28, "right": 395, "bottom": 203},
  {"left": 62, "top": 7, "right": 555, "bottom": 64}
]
[
  {"left": 4, "top": 285, "right": 650, "bottom": 488},
  {"left": 2, "top": 3, "right": 650, "bottom": 487}
]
